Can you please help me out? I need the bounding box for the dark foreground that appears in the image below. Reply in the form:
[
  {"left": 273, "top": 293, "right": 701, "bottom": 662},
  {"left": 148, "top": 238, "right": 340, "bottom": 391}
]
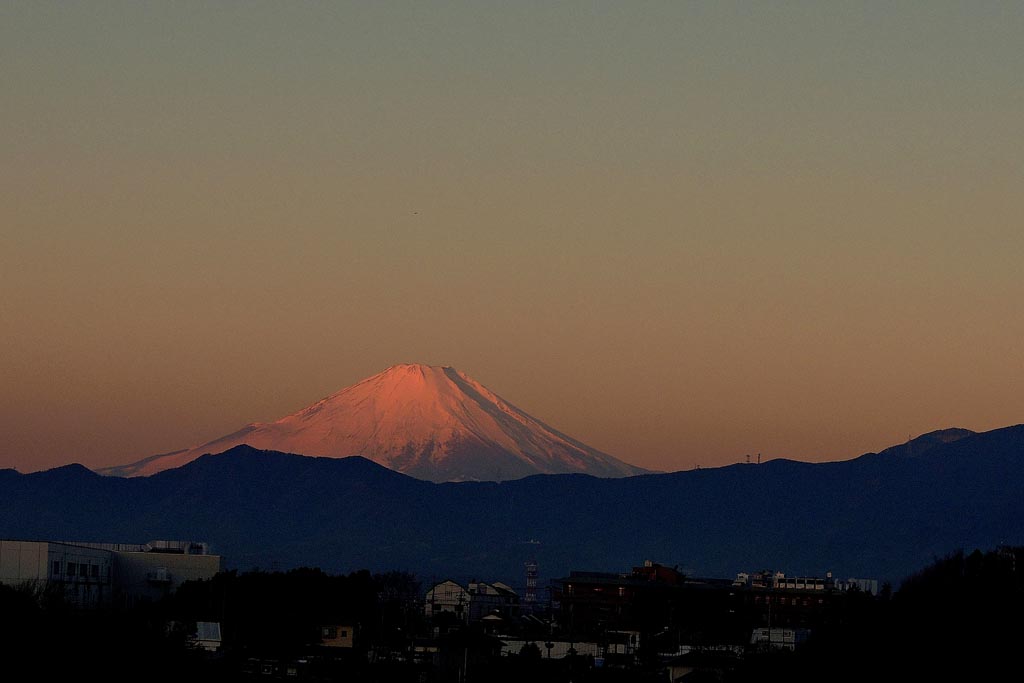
[{"left": 2, "top": 547, "right": 1022, "bottom": 682}]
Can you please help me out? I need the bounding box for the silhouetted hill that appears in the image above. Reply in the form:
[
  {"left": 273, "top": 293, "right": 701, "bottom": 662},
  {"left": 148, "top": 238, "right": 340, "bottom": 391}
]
[
  {"left": 877, "top": 427, "right": 975, "bottom": 457},
  {"left": 3, "top": 428, "right": 1024, "bottom": 584}
]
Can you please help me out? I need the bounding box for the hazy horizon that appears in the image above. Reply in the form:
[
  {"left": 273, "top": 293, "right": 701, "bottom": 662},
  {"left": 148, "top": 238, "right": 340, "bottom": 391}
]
[{"left": 3, "top": 2, "right": 1022, "bottom": 473}]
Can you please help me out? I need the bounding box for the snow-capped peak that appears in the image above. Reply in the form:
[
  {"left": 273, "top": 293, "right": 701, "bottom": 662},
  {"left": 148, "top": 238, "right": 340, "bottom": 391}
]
[{"left": 98, "top": 364, "right": 646, "bottom": 482}]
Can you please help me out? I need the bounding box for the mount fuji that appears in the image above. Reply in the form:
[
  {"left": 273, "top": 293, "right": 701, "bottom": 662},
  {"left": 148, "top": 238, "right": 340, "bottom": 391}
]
[{"left": 97, "top": 363, "right": 646, "bottom": 482}]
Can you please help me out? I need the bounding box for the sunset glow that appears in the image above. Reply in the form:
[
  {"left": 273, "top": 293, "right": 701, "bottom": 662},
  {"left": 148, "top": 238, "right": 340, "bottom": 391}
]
[{"left": 2, "top": 2, "right": 1022, "bottom": 474}]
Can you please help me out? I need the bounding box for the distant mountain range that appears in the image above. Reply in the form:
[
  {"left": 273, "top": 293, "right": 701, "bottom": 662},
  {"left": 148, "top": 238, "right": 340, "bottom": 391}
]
[
  {"left": 4, "top": 425, "right": 1023, "bottom": 585},
  {"left": 97, "top": 364, "right": 645, "bottom": 482}
]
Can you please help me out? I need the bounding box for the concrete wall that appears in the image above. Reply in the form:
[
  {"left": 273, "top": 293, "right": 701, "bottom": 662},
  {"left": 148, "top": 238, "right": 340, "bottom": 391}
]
[
  {"left": 112, "top": 550, "right": 222, "bottom": 605},
  {"left": 0, "top": 540, "right": 50, "bottom": 585}
]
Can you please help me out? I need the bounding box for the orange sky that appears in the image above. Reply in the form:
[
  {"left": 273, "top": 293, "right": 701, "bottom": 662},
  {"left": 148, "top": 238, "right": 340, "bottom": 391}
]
[{"left": 2, "top": 3, "right": 1022, "bottom": 473}]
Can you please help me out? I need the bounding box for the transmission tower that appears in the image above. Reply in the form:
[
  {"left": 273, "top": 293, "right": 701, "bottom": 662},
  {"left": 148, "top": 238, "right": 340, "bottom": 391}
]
[{"left": 525, "top": 559, "right": 538, "bottom": 609}]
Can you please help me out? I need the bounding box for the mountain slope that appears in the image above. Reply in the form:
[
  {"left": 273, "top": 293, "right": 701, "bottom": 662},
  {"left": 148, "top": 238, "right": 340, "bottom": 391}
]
[
  {"left": 7, "top": 426, "right": 1024, "bottom": 584},
  {"left": 878, "top": 428, "right": 975, "bottom": 458},
  {"left": 98, "top": 364, "right": 645, "bottom": 482}
]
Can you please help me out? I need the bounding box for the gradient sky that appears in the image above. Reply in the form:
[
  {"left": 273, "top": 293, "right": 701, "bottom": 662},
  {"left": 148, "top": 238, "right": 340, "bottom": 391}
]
[{"left": 2, "top": 2, "right": 1022, "bottom": 474}]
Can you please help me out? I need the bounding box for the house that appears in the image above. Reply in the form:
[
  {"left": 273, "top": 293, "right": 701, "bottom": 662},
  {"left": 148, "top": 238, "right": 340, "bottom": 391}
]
[
  {"left": 468, "top": 580, "right": 520, "bottom": 621},
  {"left": 425, "top": 579, "right": 470, "bottom": 622},
  {"left": 318, "top": 624, "right": 355, "bottom": 648},
  {"left": 194, "top": 621, "right": 223, "bottom": 652},
  {"left": 425, "top": 579, "right": 521, "bottom": 624}
]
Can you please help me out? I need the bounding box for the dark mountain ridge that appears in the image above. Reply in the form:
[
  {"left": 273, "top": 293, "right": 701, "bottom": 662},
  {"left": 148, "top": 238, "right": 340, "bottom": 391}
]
[{"left": 3, "top": 425, "right": 1022, "bottom": 585}]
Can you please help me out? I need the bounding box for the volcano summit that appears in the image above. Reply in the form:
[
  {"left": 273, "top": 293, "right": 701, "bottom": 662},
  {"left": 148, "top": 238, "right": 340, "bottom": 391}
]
[{"left": 99, "top": 364, "right": 646, "bottom": 482}]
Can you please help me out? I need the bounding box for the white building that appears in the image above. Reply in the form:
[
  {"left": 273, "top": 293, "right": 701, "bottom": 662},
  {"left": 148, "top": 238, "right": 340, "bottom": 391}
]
[
  {"left": 735, "top": 570, "right": 878, "bottom": 595},
  {"left": 0, "top": 540, "right": 113, "bottom": 608},
  {"left": 0, "top": 539, "right": 221, "bottom": 607}
]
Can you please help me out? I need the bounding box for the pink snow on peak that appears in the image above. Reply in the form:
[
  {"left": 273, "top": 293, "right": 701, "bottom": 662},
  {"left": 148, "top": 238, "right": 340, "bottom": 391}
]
[{"left": 98, "top": 363, "right": 646, "bottom": 482}]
